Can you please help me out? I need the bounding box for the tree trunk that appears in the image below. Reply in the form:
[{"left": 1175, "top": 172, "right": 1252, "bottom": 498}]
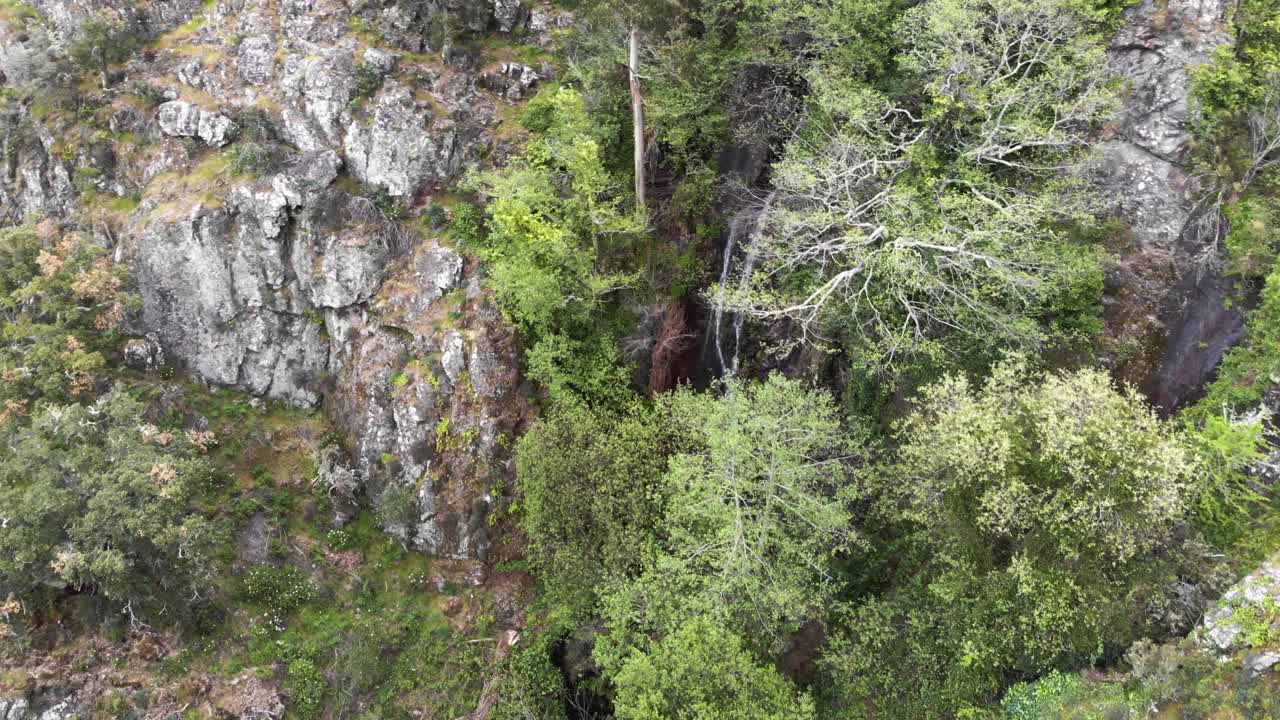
[{"left": 629, "top": 26, "right": 646, "bottom": 213}]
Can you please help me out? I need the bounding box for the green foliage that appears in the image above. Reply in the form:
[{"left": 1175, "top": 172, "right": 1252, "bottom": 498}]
[
  {"left": 0, "top": 223, "right": 131, "bottom": 410},
  {"left": 353, "top": 63, "right": 384, "bottom": 102},
  {"left": 515, "top": 398, "right": 671, "bottom": 610},
  {"left": 1224, "top": 194, "right": 1280, "bottom": 278},
  {"left": 1000, "top": 671, "right": 1138, "bottom": 720},
  {"left": 1183, "top": 413, "right": 1269, "bottom": 547},
  {"left": 1190, "top": 0, "right": 1280, "bottom": 130},
  {"left": 729, "top": 0, "right": 1111, "bottom": 374},
  {"left": 491, "top": 639, "right": 568, "bottom": 720},
  {"left": 469, "top": 86, "right": 642, "bottom": 403},
  {"left": 564, "top": 0, "right": 739, "bottom": 172},
  {"left": 596, "top": 376, "right": 859, "bottom": 669},
  {"left": 240, "top": 566, "right": 316, "bottom": 615},
  {"left": 473, "top": 86, "right": 640, "bottom": 338},
  {"left": 225, "top": 142, "right": 273, "bottom": 176},
  {"left": 1192, "top": 261, "right": 1280, "bottom": 416},
  {"left": 0, "top": 392, "right": 221, "bottom": 620},
  {"left": 285, "top": 658, "right": 325, "bottom": 720},
  {"left": 376, "top": 483, "right": 420, "bottom": 534},
  {"left": 522, "top": 331, "right": 632, "bottom": 406},
  {"left": 366, "top": 184, "right": 407, "bottom": 221},
  {"left": 611, "top": 617, "right": 816, "bottom": 720},
  {"left": 821, "top": 358, "right": 1199, "bottom": 718},
  {"left": 447, "top": 202, "right": 485, "bottom": 246},
  {"left": 67, "top": 19, "right": 143, "bottom": 77}
]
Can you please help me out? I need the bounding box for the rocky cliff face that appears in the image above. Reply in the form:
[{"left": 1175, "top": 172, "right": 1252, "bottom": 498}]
[
  {"left": 1098, "top": 0, "right": 1238, "bottom": 409},
  {"left": 0, "top": 0, "right": 561, "bottom": 563}
]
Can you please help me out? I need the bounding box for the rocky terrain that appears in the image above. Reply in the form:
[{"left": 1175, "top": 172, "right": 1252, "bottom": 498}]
[{"left": 1, "top": 0, "right": 571, "bottom": 566}]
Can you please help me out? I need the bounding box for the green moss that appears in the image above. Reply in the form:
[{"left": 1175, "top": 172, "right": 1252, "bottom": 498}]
[{"left": 1229, "top": 597, "right": 1280, "bottom": 649}]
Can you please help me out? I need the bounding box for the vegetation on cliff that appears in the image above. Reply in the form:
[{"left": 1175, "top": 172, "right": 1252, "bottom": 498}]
[{"left": 1, "top": 0, "right": 1280, "bottom": 717}]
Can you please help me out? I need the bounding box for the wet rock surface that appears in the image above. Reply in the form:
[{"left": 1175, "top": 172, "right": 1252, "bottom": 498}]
[{"left": 1098, "top": 0, "right": 1241, "bottom": 409}]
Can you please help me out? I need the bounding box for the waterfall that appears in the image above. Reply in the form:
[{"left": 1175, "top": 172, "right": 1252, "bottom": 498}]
[{"left": 712, "top": 191, "right": 776, "bottom": 376}]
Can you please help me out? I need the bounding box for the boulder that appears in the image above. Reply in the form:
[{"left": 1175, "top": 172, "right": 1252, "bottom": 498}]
[
  {"left": 132, "top": 200, "right": 328, "bottom": 407},
  {"left": 0, "top": 699, "right": 29, "bottom": 720},
  {"left": 237, "top": 36, "right": 276, "bottom": 85},
  {"left": 156, "top": 101, "right": 239, "bottom": 147},
  {"left": 122, "top": 335, "right": 165, "bottom": 371},
  {"left": 481, "top": 62, "right": 540, "bottom": 102},
  {"left": 493, "top": 0, "right": 527, "bottom": 32}
]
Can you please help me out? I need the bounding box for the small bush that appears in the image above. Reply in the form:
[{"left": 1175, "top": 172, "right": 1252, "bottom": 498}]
[
  {"left": 67, "top": 19, "right": 144, "bottom": 79},
  {"left": 353, "top": 63, "right": 384, "bottom": 101},
  {"left": 367, "top": 185, "right": 406, "bottom": 221},
  {"left": 285, "top": 658, "right": 325, "bottom": 720},
  {"left": 448, "top": 203, "right": 485, "bottom": 246},
  {"left": 240, "top": 566, "right": 315, "bottom": 614},
  {"left": 225, "top": 142, "right": 273, "bottom": 176},
  {"left": 377, "top": 483, "right": 420, "bottom": 532}
]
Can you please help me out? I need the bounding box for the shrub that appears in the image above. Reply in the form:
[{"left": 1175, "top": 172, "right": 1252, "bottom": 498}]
[
  {"left": 447, "top": 202, "right": 485, "bottom": 246},
  {"left": 821, "top": 357, "right": 1200, "bottom": 718},
  {"left": 1223, "top": 195, "right": 1280, "bottom": 278},
  {"left": 467, "top": 86, "right": 642, "bottom": 404},
  {"left": 240, "top": 566, "right": 316, "bottom": 614},
  {"left": 367, "top": 184, "right": 407, "bottom": 221},
  {"left": 515, "top": 398, "right": 670, "bottom": 609},
  {"left": 353, "top": 63, "right": 384, "bottom": 102},
  {"left": 225, "top": 142, "right": 273, "bottom": 176},
  {"left": 1183, "top": 412, "right": 1268, "bottom": 546},
  {"left": 611, "top": 618, "right": 816, "bottom": 720},
  {"left": 0, "top": 392, "right": 221, "bottom": 622},
  {"left": 285, "top": 658, "right": 325, "bottom": 720},
  {"left": 67, "top": 19, "right": 144, "bottom": 81}
]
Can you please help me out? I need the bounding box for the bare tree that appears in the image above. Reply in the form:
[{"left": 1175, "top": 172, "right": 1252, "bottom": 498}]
[{"left": 711, "top": 0, "right": 1116, "bottom": 367}]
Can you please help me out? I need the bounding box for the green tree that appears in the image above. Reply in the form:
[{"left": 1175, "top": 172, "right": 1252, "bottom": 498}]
[
  {"left": 821, "top": 358, "right": 1200, "bottom": 717},
  {"left": 0, "top": 392, "right": 221, "bottom": 623},
  {"left": 68, "top": 19, "right": 143, "bottom": 88},
  {"left": 0, "top": 223, "right": 131, "bottom": 414},
  {"left": 612, "top": 617, "right": 816, "bottom": 720},
  {"left": 469, "top": 87, "right": 642, "bottom": 403},
  {"left": 718, "top": 0, "right": 1112, "bottom": 373},
  {"left": 597, "top": 376, "right": 860, "bottom": 668},
  {"left": 515, "top": 398, "right": 676, "bottom": 610}
]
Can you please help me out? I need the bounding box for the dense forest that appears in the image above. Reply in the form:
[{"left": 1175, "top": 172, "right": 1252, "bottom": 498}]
[{"left": 0, "top": 0, "right": 1279, "bottom": 717}]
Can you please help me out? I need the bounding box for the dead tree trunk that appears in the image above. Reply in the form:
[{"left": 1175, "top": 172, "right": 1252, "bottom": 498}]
[{"left": 629, "top": 26, "right": 646, "bottom": 213}]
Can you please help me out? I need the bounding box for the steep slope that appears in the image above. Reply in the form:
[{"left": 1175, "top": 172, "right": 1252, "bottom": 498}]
[{"left": 0, "top": 0, "right": 565, "bottom": 563}]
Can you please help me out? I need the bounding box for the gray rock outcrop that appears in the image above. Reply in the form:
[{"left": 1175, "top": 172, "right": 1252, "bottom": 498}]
[
  {"left": 343, "top": 81, "right": 461, "bottom": 198},
  {"left": 0, "top": 110, "right": 75, "bottom": 224},
  {"left": 156, "top": 101, "right": 239, "bottom": 147},
  {"left": 1102, "top": 0, "right": 1230, "bottom": 250},
  {"left": 1199, "top": 553, "right": 1280, "bottom": 653},
  {"left": 0, "top": 0, "right": 542, "bottom": 564},
  {"left": 0, "top": 699, "right": 29, "bottom": 720}
]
